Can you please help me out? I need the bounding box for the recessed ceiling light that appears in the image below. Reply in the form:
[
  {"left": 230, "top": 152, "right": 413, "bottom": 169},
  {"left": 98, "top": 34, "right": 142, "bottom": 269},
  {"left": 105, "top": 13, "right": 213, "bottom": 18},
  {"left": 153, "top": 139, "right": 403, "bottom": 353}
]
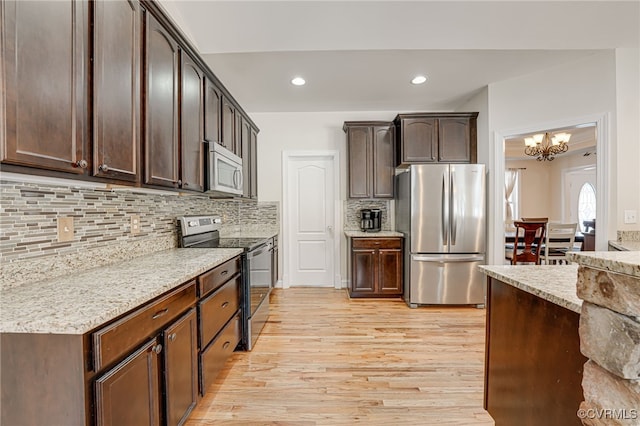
[
  {"left": 411, "top": 75, "right": 428, "bottom": 85},
  {"left": 291, "top": 77, "right": 306, "bottom": 86}
]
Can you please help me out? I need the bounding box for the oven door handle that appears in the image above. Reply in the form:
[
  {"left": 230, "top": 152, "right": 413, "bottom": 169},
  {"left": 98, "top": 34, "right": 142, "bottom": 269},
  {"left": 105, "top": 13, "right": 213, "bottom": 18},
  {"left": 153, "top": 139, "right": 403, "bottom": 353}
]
[{"left": 247, "top": 243, "right": 273, "bottom": 259}]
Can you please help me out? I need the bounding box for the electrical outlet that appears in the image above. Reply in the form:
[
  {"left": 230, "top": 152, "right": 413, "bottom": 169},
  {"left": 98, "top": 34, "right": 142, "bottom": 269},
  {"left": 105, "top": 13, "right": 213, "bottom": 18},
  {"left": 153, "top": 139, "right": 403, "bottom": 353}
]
[
  {"left": 131, "top": 215, "right": 141, "bottom": 235},
  {"left": 624, "top": 210, "right": 637, "bottom": 224},
  {"left": 57, "top": 216, "right": 74, "bottom": 242}
]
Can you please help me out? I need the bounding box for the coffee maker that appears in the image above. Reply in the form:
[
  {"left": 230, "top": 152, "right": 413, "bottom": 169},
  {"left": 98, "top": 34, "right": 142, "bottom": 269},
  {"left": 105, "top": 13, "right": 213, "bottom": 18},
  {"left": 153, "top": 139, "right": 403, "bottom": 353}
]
[{"left": 360, "top": 209, "right": 381, "bottom": 232}]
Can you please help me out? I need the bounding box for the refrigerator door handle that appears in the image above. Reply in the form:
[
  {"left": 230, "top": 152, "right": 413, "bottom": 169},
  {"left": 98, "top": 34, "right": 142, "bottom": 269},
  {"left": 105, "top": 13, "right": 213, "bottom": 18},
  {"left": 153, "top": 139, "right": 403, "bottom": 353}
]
[
  {"left": 411, "top": 255, "right": 485, "bottom": 263},
  {"left": 441, "top": 173, "right": 448, "bottom": 244},
  {"left": 450, "top": 170, "right": 457, "bottom": 245}
]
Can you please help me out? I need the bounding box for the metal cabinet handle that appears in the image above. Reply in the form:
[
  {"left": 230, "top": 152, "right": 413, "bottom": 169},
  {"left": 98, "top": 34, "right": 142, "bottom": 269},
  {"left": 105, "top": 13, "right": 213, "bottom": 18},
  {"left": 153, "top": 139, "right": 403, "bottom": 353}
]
[
  {"left": 152, "top": 344, "right": 163, "bottom": 354},
  {"left": 152, "top": 308, "right": 169, "bottom": 319},
  {"left": 98, "top": 164, "right": 109, "bottom": 172},
  {"left": 220, "top": 270, "right": 228, "bottom": 276},
  {"left": 183, "top": 182, "right": 189, "bottom": 187},
  {"left": 168, "top": 333, "right": 177, "bottom": 342},
  {"left": 75, "top": 159, "right": 88, "bottom": 169},
  {"left": 222, "top": 341, "right": 230, "bottom": 350},
  {"left": 221, "top": 301, "right": 229, "bottom": 308}
]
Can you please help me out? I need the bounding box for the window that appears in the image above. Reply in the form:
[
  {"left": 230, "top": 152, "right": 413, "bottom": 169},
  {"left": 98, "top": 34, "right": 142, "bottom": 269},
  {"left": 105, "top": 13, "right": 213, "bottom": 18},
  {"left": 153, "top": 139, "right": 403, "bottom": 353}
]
[{"left": 578, "top": 183, "right": 596, "bottom": 232}]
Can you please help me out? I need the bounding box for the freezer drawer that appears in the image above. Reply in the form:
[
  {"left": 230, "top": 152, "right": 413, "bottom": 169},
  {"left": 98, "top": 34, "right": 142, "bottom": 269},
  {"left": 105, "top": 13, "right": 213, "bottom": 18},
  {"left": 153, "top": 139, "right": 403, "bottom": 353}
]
[{"left": 406, "top": 254, "right": 485, "bottom": 306}]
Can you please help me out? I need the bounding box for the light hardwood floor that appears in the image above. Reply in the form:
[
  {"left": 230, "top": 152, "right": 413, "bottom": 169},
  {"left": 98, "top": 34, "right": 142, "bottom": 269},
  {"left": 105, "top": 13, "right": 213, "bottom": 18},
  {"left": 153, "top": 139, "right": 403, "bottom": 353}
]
[{"left": 186, "top": 288, "right": 494, "bottom": 425}]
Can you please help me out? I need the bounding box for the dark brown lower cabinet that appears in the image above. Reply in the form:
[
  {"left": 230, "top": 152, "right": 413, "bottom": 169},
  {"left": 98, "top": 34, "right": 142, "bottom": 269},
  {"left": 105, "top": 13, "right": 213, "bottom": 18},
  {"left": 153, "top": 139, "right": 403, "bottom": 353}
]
[
  {"left": 95, "top": 338, "right": 162, "bottom": 426},
  {"left": 95, "top": 307, "right": 197, "bottom": 426},
  {"left": 350, "top": 237, "right": 403, "bottom": 298},
  {"left": 163, "top": 309, "right": 198, "bottom": 426}
]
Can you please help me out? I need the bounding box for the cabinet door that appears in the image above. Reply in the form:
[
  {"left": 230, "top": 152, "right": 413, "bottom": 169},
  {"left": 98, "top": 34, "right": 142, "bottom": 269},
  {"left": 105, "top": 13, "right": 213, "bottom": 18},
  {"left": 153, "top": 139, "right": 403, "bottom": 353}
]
[
  {"left": 204, "top": 78, "right": 221, "bottom": 144},
  {"left": 400, "top": 118, "right": 437, "bottom": 163},
  {"left": 372, "top": 125, "right": 394, "bottom": 198},
  {"left": 144, "top": 12, "right": 179, "bottom": 188},
  {"left": 240, "top": 116, "right": 251, "bottom": 197},
  {"left": 221, "top": 96, "right": 236, "bottom": 154},
  {"left": 180, "top": 52, "right": 204, "bottom": 192},
  {"left": 250, "top": 126, "right": 258, "bottom": 199},
  {"left": 93, "top": 0, "right": 140, "bottom": 182},
  {"left": 163, "top": 308, "right": 198, "bottom": 426},
  {"left": 347, "top": 126, "right": 372, "bottom": 198},
  {"left": 438, "top": 118, "right": 472, "bottom": 163},
  {"left": 352, "top": 249, "right": 376, "bottom": 294},
  {"left": 378, "top": 249, "right": 403, "bottom": 294},
  {"left": 95, "top": 338, "right": 161, "bottom": 426},
  {"left": 1, "top": 0, "right": 88, "bottom": 173}
]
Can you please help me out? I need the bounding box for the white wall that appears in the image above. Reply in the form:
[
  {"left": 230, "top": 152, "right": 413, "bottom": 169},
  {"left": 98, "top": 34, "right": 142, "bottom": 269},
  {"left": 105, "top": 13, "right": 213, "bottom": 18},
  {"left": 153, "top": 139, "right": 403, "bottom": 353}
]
[{"left": 615, "top": 48, "right": 640, "bottom": 231}]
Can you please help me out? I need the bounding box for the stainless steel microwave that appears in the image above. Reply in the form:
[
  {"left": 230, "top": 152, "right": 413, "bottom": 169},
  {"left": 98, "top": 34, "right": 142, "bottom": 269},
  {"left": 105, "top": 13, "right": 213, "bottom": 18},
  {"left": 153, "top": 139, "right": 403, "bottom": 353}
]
[{"left": 207, "top": 142, "right": 243, "bottom": 196}]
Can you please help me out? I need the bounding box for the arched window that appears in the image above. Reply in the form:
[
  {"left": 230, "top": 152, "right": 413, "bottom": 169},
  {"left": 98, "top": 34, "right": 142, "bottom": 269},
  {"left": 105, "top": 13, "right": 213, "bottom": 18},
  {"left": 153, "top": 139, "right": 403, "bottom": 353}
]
[{"left": 578, "top": 183, "right": 596, "bottom": 232}]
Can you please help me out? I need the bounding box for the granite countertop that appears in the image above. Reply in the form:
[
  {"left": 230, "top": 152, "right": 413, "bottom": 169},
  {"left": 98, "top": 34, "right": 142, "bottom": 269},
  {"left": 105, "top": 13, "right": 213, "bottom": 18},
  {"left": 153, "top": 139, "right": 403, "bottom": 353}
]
[
  {"left": 0, "top": 248, "right": 243, "bottom": 335},
  {"left": 344, "top": 230, "right": 404, "bottom": 238},
  {"left": 608, "top": 240, "right": 640, "bottom": 251},
  {"left": 568, "top": 251, "right": 640, "bottom": 278},
  {"left": 480, "top": 264, "right": 582, "bottom": 313},
  {"left": 221, "top": 224, "right": 279, "bottom": 239}
]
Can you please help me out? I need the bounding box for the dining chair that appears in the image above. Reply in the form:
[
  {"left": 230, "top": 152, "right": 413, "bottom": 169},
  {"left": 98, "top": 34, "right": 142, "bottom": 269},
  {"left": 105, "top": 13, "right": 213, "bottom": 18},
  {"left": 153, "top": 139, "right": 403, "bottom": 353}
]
[
  {"left": 505, "top": 220, "right": 547, "bottom": 265},
  {"left": 543, "top": 223, "right": 578, "bottom": 264}
]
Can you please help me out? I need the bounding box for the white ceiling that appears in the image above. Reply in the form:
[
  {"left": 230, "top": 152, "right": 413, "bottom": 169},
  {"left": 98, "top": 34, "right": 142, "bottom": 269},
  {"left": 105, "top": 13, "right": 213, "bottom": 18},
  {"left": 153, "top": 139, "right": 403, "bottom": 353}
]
[{"left": 159, "top": 0, "right": 640, "bottom": 113}]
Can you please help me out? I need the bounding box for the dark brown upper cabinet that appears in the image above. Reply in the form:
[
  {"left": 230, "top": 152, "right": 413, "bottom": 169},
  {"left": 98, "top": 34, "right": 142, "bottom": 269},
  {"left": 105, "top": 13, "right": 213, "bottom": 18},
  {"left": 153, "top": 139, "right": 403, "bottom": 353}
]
[
  {"left": 395, "top": 112, "right": 478, "bottom": 165},
  {"left": 204, "top": 78, "right": 222, "bottom": 145},
  {"left": 180, "top": 52, "right": 205, "bottom": 192},
  {"left": 221, "top": 96, "right": 238, "bottom": 155},
  {"left": 93, "top": 0, "right": 141, "bottom": 183},
  {"left": 1, "top": 0, "right": 89, "bottom": 174},
  {"left": 344, "top": 121, "right": 395, "bottom": 199},
  {"left": 144, "top": 11, "right": 180, "bottom": 189}
]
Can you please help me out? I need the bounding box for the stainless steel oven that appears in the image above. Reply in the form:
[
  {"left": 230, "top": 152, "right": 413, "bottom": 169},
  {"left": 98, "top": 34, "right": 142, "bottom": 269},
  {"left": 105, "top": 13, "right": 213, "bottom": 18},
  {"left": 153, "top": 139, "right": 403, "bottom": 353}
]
[
  {"left": 245, "top": 238, "right": 272, "bottom": 350},
  {"left": 177, "top": 215, "right": 273, "bottom": 351}
]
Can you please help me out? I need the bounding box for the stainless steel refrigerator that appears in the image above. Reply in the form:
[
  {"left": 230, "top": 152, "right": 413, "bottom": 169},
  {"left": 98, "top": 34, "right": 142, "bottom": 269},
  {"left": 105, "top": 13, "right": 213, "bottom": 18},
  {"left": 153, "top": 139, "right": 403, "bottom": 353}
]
[{"left": 396, "top": 164, "right": 486, "bottom": 307}]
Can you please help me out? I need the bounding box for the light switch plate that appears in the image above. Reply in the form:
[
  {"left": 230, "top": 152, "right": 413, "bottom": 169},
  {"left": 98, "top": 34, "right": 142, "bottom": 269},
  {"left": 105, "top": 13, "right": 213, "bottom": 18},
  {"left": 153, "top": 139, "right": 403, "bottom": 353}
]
[
  {"left": 131, "top": 215, "right": 141, "bottom": 235},
  {"left": 57, "top": 217, "right": 74, "bottom": 242},
  {"left": 624, "top": 210, "right": 637, "bottom": 224}
]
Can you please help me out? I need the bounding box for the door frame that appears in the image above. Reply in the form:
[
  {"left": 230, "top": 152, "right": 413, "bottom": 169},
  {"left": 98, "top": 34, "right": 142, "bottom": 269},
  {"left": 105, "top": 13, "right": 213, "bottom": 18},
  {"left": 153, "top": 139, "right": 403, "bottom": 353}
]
[
  {"left": 281, "top": 150, "right": 342, "bottom": 289},
  {"left": 490, "top": 113, "right": 609, "bottom": 264}
]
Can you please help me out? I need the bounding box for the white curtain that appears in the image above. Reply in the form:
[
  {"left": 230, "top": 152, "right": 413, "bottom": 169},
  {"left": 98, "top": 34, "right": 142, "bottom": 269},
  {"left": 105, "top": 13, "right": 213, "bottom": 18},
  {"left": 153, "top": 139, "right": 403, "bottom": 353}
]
[{"left": 504, "top": 169, "right": 519, "bottom": 226}]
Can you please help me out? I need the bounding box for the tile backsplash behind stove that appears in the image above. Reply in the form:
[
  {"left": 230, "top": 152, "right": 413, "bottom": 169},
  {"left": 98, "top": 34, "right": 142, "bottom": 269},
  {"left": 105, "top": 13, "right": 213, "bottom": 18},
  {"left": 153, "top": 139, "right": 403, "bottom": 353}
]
[{"left": 0, "top": 179, "right": 279, "bottom": 290}]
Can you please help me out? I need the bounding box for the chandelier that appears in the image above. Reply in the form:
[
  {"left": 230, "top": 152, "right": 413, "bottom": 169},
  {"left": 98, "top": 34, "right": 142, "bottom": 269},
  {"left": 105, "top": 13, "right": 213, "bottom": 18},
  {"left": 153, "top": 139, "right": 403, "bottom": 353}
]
[{"left": 524, "top": 132, "right": 571, "bottom": 161}]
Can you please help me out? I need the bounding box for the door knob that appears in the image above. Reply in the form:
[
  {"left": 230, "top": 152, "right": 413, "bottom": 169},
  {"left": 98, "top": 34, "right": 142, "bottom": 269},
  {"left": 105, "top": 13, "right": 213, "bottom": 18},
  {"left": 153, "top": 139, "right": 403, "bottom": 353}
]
[{"left": 327, "top": 225, "right": 333, "bottom": 231}]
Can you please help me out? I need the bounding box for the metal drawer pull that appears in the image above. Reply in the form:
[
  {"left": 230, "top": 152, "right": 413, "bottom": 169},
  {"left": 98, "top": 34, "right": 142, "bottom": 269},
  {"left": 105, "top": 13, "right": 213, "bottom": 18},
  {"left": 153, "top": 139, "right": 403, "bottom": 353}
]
[
  {"left": 222, "top": 341, "right": 230, "bottom": 350},
  {"left": 152, "top": 344, "right": 163, "bottom": 354},
  {"left": 168, "top": 333, "right": 177, "bottom": 342},
  {"left": 221, "top": 301, "right": 229, "bottom": 308},
  {"left": 220, "top": 270, "right": 228, "bottom": 276},
  {"left": 152, "top": 308, "right": 169, "bottom": 319}
]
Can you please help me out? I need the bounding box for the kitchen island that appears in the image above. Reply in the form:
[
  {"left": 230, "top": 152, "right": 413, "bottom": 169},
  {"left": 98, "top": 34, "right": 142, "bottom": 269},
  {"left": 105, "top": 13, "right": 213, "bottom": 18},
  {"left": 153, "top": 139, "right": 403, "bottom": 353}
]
[{"left": 480, "top": 264, "right": 586, "bottom": 426}]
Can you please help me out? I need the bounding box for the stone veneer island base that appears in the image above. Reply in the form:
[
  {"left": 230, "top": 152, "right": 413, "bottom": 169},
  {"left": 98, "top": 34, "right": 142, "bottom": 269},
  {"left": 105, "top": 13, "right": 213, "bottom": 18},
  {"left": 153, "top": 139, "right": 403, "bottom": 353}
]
[{"left": 570, "top": 252, "right": 640, "bottom": 426}]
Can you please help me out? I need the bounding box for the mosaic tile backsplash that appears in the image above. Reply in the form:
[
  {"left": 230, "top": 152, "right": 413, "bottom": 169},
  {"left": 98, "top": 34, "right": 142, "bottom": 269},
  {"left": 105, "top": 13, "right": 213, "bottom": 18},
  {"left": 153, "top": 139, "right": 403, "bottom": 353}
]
[
  {"left": 344, "top": 199, "right": 392, "bottom": 231},
  {"left": 0, "top": 179, "right": 278, "bottom": 289}
]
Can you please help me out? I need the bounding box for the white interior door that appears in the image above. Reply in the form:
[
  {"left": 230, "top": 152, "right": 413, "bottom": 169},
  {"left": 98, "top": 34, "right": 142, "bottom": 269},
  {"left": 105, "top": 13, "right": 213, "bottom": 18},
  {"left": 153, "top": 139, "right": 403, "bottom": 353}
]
[
  {"left": 286, "top": 155, "right": 336, "bottom": 287},
  {"left": 564, "top": 168, "right": 597, "bottom": 229}
]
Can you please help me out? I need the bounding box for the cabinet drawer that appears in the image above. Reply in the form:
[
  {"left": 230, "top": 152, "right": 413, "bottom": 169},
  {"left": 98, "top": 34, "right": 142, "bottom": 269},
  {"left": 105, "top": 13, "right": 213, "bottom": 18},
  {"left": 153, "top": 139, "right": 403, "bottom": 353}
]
[
  {"left": 93, "top": 281, "right": 196, "bottom": 371},
  {"left": 199, "top": 312, "right": 241, "bottom": 395},
  {"left": 352, "top": 238, "right": 402, "bottom": 250},
  {"left": 198, "top": 274, "right": 241, "bottom": 348},
  {"left": 198, "top": 256, "right": 241, "bottom": 297}
]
